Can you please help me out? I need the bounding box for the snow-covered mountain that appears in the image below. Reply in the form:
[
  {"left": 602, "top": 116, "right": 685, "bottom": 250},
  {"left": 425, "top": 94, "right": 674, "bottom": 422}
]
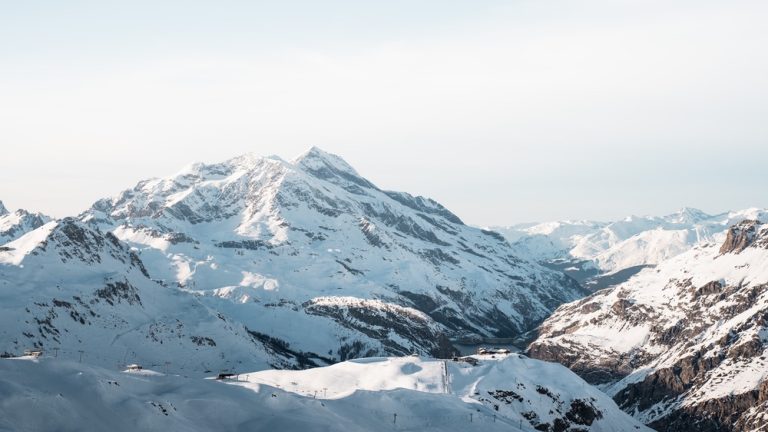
[
  {"left": 494, "top": 207, "right": 768, "bottom": 290},
  {"left": 0, "top": 200, "right": 51, "bottom": 245},
  {"left": 0, "top": 353, "right": 650, "bottom": 432},
  {"left": 69, "top": 147, "right": 584, "bottom": 361},
  {"left": 527, "top": 219, "right": 768, "bottom": 431}
]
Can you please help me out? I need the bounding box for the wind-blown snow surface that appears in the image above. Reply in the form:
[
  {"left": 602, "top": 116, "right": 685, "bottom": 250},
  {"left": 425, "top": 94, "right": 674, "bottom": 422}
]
[
  {"left": 494, "top": 208, "right": 768, "bottom": 289},
  {"left": 528, "top": 220, "right": 768, "bottom": 431},
  {"left": 72, "top": 147, "right": 584, "bottom": 361},
  {"left": 0, "top": 355, "right": 650, "bottom": 432}
]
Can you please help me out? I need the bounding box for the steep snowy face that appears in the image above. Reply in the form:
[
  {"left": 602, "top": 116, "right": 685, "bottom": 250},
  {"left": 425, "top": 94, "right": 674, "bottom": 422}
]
[
  {"left": 80, "top": 148, "right": 584, "bottom": 360},
  {"left": 0, "top": 218, "right": 318, "bottom": 373},
  {"left": 495, "top": 207, "right": 768, "bottom": 289},
  {"left": 0, "top": 203, "right": 51, "bottom": 245},
  {"left": 528, "top": 220, "right": 768, "bottom": 431}
]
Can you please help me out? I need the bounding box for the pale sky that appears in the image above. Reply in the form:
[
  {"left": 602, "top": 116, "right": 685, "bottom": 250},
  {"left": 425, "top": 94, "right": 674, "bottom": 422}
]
[{"left": 1, "top": 0, "right": 767, "bottom": 226}]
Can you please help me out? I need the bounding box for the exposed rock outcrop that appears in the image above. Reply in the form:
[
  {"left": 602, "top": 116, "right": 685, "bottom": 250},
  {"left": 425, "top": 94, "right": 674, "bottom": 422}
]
[{"left": 719, "top": 219, "right": 762, "bottom": 254}]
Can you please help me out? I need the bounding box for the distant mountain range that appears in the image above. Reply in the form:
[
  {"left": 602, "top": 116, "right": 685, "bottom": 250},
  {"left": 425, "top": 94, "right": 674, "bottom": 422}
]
[{"left": 493, "top": 207, "right": 768, "bottom": 291}]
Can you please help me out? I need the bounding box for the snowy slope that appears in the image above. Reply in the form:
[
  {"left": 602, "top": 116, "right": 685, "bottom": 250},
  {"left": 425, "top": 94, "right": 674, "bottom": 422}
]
[
  {"left": 0, "top": 357, "right": 506, "bottom": 432},
  {"left": 0, "top": 355, "right": 650, "bottom": 432},
  {"left": 236, "top": 354, "right": 650, "bottom": 432},
  {"left": 76, "top": 147, "right": 584, "bottom": 359},
  {"left": 0, "top": 200, "right": 51, "bottom": 245},
  {"left": 0, "top": 218, "right": 313, "bottom": 374},
  {"left": 528, "top": 219, "right": 768, "bottom": 431}
]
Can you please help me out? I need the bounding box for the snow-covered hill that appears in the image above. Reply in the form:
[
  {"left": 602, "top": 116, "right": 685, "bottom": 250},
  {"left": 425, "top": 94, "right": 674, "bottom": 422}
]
[
  {"left": 0, "top": 200, "right": 51, "bottom": 245},
  {"left": 494, "top": 208, "right": 768, "bottom": 290},
  {"left": 0, "top": 217, "right": 319, "bottom": 373},
  {"left": 0, "top": 354, "right": 650, "bottom": 432},
  {"left": 72, "top": 147, "right": 584, "bottom": 360},
  {"left": 528, "top": 219, "right": 768, "bottom": 431}
]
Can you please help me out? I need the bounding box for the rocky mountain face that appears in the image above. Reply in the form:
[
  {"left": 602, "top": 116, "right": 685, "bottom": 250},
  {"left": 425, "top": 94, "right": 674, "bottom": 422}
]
[
  {"left": 494, "top": 207, "right": 768, "bottom": 291},
  {"left": 527, "top": 219, "right": 768, "bottom": 431},
  {"left": 1, "top": 147, "right": 585, "bottom": 373},
  {"left": 0, "top": 200, "right": 51, "bottom": 245}
]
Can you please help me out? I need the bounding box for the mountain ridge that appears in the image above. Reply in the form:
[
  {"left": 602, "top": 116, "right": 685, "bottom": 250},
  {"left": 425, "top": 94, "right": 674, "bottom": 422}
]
[{"left": 0, "top": 203, "right": 52, "bottom": 246}]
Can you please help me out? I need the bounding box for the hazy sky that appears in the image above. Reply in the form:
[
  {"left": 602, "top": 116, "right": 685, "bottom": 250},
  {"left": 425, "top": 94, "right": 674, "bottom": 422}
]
[{"left": 1, "top": 0, "right": 767, "bottom": 226}]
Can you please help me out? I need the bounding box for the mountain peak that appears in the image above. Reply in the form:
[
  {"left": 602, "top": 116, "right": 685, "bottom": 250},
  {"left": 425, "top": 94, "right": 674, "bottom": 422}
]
[
  {"left": 293, "top": 147, "right": 359, "bottom": 175},
  {"left": 292, "top": 147, "right": 377, "bottom": 191},
  {"left": 666, "top": 207, "right": 711, "bottom": 224},
  {"left": 0, "top": 205, "right": 52, "bottom": 246}
]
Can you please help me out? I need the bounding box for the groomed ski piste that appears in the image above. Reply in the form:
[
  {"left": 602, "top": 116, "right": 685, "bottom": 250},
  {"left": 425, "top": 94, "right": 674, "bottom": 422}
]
[{"left": 0, "top": 353, "right": 649, "bottom": 432}]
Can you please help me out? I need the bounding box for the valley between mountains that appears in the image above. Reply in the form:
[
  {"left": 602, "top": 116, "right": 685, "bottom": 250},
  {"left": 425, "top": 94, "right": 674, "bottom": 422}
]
[{"left": 1, "top": 147, "right": 766, "bottom": 431}]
